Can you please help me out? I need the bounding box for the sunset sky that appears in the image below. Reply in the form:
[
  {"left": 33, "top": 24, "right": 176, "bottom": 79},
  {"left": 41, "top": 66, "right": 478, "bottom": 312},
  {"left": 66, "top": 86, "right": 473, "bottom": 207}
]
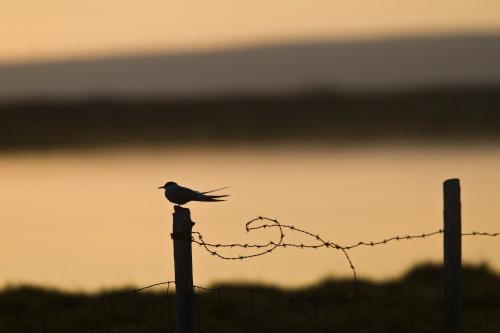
[{"left": 2, "top": 1, "right": 500, "bottom": 64}]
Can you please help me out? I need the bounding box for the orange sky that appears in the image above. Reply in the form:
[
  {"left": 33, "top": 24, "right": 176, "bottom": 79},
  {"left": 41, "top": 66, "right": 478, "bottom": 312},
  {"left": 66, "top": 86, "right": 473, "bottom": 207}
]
[{"left": 2, "top": 1, "right": 500, "bottom": 64}]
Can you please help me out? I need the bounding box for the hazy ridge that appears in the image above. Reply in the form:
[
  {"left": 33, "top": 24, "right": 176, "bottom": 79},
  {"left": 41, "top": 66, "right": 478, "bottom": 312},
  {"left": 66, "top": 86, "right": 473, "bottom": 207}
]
[{"left": 1, "top": 34, "right": 500, "bottom": 100}]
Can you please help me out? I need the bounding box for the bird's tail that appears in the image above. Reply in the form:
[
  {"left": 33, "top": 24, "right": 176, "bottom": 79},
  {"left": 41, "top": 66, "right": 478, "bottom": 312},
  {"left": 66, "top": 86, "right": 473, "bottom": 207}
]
[
  {"left": 196, "top": 194, "right": 229, "bottom": 202},
  {"left": 202, "top": 186, "right": 230, "bottom": 194}
]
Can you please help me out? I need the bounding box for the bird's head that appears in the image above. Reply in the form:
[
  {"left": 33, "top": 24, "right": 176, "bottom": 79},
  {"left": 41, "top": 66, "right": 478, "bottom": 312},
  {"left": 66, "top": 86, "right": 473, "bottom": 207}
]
[{"left": 158, "top": 181, "right": 177, "bottom": 189}]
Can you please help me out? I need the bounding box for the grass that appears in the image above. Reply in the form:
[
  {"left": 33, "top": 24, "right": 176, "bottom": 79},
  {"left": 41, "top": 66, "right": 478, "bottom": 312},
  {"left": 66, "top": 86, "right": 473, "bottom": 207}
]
[{"left": 0, "top": 262, "right": 499, "bottom": 332}]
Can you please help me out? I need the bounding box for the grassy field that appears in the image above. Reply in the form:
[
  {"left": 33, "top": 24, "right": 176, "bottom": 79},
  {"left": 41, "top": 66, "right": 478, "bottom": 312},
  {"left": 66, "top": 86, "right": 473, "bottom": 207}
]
[{"left": 1, "top": 263, "right": 498, "bottom": 332}]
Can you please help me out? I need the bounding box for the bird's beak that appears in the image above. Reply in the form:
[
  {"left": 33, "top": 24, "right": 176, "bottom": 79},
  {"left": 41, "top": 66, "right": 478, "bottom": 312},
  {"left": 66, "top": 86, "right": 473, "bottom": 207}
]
[{"left": 158, "top": 186, "right": 165, "bottom": 189}]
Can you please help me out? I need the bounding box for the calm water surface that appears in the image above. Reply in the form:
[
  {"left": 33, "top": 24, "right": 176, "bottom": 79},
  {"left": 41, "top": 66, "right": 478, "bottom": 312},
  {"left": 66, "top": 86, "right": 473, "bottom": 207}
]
[{"left": 1, "top": 145, "right": 499, "bottom": 291}]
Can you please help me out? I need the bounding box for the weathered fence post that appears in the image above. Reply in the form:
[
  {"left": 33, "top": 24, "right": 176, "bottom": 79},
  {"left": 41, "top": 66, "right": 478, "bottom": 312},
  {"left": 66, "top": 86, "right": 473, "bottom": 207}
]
[
  {"left": 443, "top": 178, "right": 462, "bottom": 333},
  {"left": 172, "top": 206, "right": 197, "bottom": 333}
]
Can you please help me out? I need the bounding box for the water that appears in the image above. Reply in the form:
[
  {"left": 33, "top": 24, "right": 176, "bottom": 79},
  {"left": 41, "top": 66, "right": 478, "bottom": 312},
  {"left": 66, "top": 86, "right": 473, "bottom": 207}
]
[{"left": 1, "top": 145, "right": 499, "bottom": 291}]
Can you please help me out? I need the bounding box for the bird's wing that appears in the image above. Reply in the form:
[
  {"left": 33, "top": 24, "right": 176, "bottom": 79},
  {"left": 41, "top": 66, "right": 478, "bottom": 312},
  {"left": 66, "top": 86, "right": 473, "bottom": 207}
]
[
  {"left": 176, "top": 185, "right": 202, "bottom": 202},
  {"left": 201, "top": 186, "right": 230, "bottom": 194}
]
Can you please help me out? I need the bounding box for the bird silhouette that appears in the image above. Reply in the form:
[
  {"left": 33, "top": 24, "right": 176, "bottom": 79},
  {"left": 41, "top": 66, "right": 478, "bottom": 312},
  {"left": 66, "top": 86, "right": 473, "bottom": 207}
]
[{"left": 158, "top": 181, "right": 229, "bottom": 205}]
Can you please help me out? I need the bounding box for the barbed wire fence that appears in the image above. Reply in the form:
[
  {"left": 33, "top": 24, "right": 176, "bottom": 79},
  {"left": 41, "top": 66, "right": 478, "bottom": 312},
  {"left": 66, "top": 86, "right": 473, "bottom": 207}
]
[
  {"left": 1, "top": 178, "right": 499, "bottom": 332},
  {"left": 192, "top": 216, "right": 499, "bottom": 295}
]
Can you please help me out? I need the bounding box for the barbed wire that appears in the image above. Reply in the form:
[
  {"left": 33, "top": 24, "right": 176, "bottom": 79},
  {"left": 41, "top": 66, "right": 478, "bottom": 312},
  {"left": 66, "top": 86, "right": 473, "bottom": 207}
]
[
  {"left": 192, "top": 217, "right": 353, "bottom": 271},
  {"left": 462, "top": 231, "right": 500, "bottom": 237},
  {"left": 191, "top": 216, "right": 285, "bottom": 260},
  {"left": 191, "top": 216, "right": 499, "bottom": 294}
]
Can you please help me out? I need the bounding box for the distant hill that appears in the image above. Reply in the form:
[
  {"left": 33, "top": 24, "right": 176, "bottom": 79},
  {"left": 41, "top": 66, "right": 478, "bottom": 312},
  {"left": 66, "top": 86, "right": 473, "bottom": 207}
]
[{"left": 1, "top": 34, "right": 500, "bottom": 100}]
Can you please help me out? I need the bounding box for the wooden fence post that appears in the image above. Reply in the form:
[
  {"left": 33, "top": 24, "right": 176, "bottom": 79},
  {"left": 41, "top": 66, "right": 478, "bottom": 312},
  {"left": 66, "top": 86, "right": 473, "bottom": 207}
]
[
  {"left": 443, "top": 178, "right": 462, "bottom": 333},
  {"left": 172, "top": 206, "right": 197, "bottom": 333}
]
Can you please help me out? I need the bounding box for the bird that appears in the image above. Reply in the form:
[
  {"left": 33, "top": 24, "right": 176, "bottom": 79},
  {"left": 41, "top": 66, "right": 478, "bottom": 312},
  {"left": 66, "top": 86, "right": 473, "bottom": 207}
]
[{"left": 158, "top": 181, "right": 229, "bottom": 206}]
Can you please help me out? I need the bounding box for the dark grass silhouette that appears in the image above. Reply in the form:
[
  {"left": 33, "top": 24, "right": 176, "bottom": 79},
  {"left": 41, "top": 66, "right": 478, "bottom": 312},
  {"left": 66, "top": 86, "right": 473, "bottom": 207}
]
[
  {"left": 1, "top": 88, "right": 500, "bottom": 151},
  {"left": 1, "top": 263, "right": 498, "bottom": 332}
]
